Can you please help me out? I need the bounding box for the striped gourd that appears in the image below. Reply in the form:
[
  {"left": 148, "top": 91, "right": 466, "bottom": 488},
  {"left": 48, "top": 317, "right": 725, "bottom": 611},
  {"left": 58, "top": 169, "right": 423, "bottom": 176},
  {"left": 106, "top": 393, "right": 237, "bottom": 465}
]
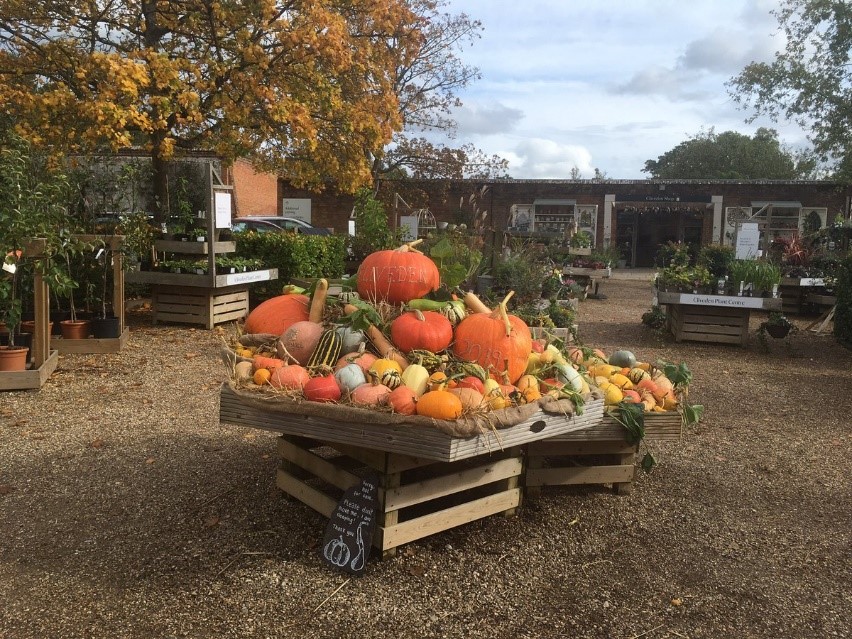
[{"left": 307, "top": 329, "right": 343, "bottom": 370}]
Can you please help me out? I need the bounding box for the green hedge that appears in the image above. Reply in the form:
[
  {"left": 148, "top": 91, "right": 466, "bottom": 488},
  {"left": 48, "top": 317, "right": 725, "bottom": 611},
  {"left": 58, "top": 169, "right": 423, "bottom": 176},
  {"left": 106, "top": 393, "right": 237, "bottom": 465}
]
[
  {"left": 834, "top": 254, "right": 852, "bottom": 348},
  {"left": 235, "top": 232, "right": 345, "bottom": 301}
]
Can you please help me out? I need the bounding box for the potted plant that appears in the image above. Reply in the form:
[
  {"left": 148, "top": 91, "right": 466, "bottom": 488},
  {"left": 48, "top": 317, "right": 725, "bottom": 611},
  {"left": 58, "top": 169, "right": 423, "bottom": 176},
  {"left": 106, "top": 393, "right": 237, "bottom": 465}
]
[
  {"left": 90, "top": 237, "right": 122, "bottom": 339},
  {"left": 759, "top": 312, "right": 796, "bottom": 341},
  {"left": 56, "top": 230, "right": 92, "bottom": 339},
  {"left": 0, "top": 133, "right": 74, "bottom": 369}
]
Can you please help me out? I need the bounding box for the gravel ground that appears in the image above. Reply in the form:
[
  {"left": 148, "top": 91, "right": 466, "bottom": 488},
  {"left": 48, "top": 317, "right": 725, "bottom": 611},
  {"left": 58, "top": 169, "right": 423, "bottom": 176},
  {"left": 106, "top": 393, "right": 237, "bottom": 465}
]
[{"left": 1, "top": 278, "right": 851, "bottom": 639}]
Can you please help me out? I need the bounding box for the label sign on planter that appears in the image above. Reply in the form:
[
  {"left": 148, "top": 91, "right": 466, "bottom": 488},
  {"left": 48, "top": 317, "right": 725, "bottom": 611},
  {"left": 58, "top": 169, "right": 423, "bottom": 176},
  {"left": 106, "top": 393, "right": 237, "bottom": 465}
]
[{"left": 321, "top": 474, "right": 378, "bottom": 575}]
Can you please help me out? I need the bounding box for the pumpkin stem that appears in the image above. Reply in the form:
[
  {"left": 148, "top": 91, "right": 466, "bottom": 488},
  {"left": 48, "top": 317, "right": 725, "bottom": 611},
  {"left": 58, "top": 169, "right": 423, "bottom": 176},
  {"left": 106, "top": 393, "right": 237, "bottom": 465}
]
[
  {"left": 397, "top": 239, "right": 424, "bottom": 254},
  {"left": 413, "top": 308, "right": 425, "bottom": 321},
  {"left": 498, "top": 300, "right": 512, "bottom": 337}
]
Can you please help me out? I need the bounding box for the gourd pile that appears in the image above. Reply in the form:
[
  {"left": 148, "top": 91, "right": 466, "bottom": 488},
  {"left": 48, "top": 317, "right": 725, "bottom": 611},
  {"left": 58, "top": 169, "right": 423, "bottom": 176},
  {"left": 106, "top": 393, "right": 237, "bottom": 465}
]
[{"left": 225, "top": 241, "right": 687, "bottom": 421}]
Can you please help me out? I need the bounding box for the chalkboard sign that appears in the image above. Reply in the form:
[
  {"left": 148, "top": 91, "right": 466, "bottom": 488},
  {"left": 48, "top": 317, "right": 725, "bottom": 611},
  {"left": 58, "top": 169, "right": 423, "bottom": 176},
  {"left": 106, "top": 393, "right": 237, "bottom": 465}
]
[{"left": 321, "top": 474, "right": 379, "bottom": 575}]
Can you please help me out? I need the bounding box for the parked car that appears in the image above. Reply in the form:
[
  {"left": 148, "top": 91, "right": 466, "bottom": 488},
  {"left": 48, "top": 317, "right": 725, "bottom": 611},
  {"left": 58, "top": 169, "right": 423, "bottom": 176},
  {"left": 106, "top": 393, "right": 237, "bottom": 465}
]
[
  {"left": 236, "top": 216, "right": 332, "bottom": 236},
  {"left": 230, "top": 218, "right": 290, "bottom": 234}
]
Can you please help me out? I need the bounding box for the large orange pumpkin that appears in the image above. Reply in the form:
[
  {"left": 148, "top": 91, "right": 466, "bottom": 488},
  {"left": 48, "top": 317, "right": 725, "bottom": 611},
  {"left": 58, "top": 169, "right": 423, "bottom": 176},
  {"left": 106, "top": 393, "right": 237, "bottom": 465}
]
[
  {"left": 356, "top": 241, "right": 440, "bottom": 304},
  {"left": 390, "top": 310, "right": 453, "bottom": 353},
  {"left": 451, "top": 293, "right": 532, "bottom": 384},
  {"left": 244, "top": 294, "right": 309, "bottom": 335}
]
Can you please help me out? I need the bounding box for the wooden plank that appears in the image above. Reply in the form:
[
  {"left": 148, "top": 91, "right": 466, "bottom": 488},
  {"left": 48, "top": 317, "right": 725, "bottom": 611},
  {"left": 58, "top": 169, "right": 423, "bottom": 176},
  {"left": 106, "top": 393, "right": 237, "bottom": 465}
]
[
  {"left": 277, "top": 437, "right": 361, "bottom": 492},
  {"left": 681, "top": 323, "right": 744, "bottom": 336},
  {"left": 528, "top": 440, "right": 635, "bottom": 456},
  {"left": 51, "top": 328, "right": 129, "bottom": 354},
  {"left": 384, "top": 457, "right": 523, "bottom": 511},
  {"left": 526, "top": 464, "right": 634, "bottom": 487},
  {"left": 379, "top": 489, "right": 521, "bottom": 551},
  {"left": 275, "top": 469, "right": 337, "bottom": 518},
  {"left": 219, "top": 383, "right": 604, "bottom": 462}
]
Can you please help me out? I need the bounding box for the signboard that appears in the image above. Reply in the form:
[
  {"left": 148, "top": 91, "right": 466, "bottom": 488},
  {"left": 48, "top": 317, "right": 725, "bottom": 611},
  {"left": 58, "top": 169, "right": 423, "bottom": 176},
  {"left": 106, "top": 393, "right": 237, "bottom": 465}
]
[
  {"left": 657, "top": 291, "right": 782, "bottom": 310},
  {"left": 614, "top": 194, "right": 713, "bottom": 203},
  {"left": 221, "top": 269, "right": 276, "bottom": 286},
  {"left": 735, "top": 222, "right": 760, "bottom": 260},
  {"left": 321, "top": 474, "right": 378, "bottom": 575},
  {"left": 283, "top": 198, "right": 312, "bottom": 223},
  {"left": 398, "top": 215, "right": 419, "bottom": 241},
  {"left": 214, "top": 191, "right": 232, "bottom": 229}
]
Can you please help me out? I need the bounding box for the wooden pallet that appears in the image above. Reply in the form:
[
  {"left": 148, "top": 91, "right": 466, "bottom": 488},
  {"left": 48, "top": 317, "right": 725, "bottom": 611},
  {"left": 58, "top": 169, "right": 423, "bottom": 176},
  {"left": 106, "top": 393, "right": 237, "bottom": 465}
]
[
  {"left": 152, "top": 285, "right": 249, "bottom": 329},
  {"left": 525, "top": 411, "right": 683, "bottom": 496},
  {"left": 666, "top": 303, "right": 750, "bottom": 346},
  {"left": 276, "top": 436, "right": 523, "bottom": 557}
]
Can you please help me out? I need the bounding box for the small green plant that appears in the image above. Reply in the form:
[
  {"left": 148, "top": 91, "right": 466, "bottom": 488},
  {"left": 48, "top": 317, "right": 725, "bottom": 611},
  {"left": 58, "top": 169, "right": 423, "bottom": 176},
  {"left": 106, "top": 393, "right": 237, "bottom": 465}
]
[
  {"left": 641, "top": 305, "right": 666, "bottom": 329},
  {"left": 569, "top": 230, "right": 592, "bottom": 248},
  {"left": 697, "top": 244, "right": 735, "bottom": 278}
]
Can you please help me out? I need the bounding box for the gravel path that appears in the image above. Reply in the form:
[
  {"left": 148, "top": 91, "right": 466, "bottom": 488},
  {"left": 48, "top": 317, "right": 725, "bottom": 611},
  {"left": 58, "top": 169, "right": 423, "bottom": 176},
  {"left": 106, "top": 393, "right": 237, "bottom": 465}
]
[{"left": 1, "top": 280, "right": 850, "bottom": 639}]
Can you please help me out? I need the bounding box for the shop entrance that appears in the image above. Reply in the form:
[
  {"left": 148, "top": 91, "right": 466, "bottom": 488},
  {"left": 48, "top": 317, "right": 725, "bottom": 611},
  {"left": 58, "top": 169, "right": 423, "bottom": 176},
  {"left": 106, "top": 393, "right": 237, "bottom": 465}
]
[{"left": 615, "top": 204, "right": 709, "bottom": 267}]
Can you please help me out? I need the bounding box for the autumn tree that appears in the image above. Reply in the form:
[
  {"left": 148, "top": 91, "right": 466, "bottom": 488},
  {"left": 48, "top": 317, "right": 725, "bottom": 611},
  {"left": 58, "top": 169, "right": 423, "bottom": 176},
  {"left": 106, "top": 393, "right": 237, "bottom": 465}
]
[
  {"left": 374, "top": 0, "right": 508, "bottom": 181},
  {"left": 642, "top": 128, "right": 813, "bottom": 179},
  {"left": 0, "top": 1, "right": 420, "bottom": 222},
  {"left": 728, "top": 0, "right": 852, "bottom": 178}
]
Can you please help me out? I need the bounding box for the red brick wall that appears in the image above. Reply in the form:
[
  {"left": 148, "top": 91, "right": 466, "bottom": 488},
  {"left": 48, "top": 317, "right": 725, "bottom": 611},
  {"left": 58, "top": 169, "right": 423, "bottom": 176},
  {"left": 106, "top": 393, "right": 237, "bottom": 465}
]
[{"left": 232, "top": 160, "right": 279, "bottom": 217}]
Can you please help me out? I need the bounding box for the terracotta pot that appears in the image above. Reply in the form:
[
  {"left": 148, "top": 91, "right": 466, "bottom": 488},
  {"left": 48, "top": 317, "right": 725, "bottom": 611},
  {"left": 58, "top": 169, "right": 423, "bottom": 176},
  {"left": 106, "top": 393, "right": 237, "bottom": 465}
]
[
  {"left": 60, "top": 319, "right": 92, "bottom": 340},
  {"left": 20, "top": 320, "right": 54, "bottom": 334},
  {"left": 0, "top": 346, "right": 29, "bottom": 371}
]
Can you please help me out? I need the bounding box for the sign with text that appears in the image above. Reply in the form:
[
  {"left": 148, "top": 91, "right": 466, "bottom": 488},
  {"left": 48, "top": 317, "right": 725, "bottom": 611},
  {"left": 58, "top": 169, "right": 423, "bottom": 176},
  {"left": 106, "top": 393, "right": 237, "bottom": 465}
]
[
  {"left": 657, "top": 291, "right": 782, "bottom": 310},
  {"left": 221, "top": 269, "right": 276, "bottom": 286},
  {"left": 735, "top": 222, "right": 760, "bottom": 260},
  {"left": 214, "top": 191, "right": 232, "bottom": 229},
  {"left": 321, "top": 474, "right": 378, "bottom": 576},
  {"left": 283, "top": 198, "right": 312, "bottom": 223}
]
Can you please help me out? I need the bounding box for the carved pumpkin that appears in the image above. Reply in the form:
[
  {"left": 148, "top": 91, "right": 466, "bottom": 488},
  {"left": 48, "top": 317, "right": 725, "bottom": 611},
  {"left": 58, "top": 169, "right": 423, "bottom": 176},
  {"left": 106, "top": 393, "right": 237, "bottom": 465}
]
[
  {"left": 451, "top": 292, "right": 532, "bottom": 384},
  {"left": 303, "top": 373, "right": 342, "bottom": 403},
  {"left": 390, "top": 310, "right": 453, "bottom": 354},
  {"left": 356, "top": 241, "right": 441, "bottom": 304},
  {"left": 244, "top": 294, "right": 310, "bottom": 335}
]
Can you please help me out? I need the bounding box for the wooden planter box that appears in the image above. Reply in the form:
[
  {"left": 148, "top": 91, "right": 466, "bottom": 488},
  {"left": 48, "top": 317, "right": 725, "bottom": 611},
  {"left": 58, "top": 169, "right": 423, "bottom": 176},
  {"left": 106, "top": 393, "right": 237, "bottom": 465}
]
[
  {"left": 657, "top": 291, "right": 782, "bottom": 346},
  {"left": 51, "top": 328, "right": 130, "bottom": 354},
  {"left": 219, "top": 383, "right": 605, "bottom": 554},
  {"left": 525, "top": 411, "right": 683, "bottom": 496}
]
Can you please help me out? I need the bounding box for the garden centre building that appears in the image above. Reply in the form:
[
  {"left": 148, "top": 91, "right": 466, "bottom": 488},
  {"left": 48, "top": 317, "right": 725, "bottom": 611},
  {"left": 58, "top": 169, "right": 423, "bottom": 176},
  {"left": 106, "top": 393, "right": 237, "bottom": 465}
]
[{"left": 271, "top": 177, "right": 851, "bottom": 267}]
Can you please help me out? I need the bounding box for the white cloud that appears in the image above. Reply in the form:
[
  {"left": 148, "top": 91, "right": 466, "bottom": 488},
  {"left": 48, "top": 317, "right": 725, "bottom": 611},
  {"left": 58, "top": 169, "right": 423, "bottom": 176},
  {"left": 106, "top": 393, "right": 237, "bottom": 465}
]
[
  {"left": 452, "top": 102, "right": 524, "bottom": 136},
  {"left": 504, "top": 138, "right": 594, "bottom": 179}
]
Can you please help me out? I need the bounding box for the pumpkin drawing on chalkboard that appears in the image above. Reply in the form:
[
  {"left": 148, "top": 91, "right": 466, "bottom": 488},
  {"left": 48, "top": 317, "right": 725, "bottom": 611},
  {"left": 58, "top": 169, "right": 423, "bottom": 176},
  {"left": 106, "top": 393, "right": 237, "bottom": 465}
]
[{"left": 323, "top": 535, "right": 351, "bottom": 567}]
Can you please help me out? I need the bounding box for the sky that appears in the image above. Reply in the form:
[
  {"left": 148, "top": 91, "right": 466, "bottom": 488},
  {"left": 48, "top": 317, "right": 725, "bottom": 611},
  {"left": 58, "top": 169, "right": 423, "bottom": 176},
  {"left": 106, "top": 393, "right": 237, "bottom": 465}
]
[{"left": 438, "top": 0, "right": 805, "bottom": 179}]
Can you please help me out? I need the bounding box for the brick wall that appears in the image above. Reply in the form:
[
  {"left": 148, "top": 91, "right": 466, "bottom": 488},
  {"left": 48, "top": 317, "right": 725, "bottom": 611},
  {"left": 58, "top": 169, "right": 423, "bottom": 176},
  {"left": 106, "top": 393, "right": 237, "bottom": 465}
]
[{"left": 232, "top": 159, "right": 279, "bottom": 217}]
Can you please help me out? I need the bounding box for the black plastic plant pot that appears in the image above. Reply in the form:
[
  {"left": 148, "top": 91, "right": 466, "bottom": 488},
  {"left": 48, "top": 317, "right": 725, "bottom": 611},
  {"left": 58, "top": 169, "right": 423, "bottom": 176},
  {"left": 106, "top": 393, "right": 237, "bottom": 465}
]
[
  {"left": 91, "top": 316, "right": 121, "bottom": 339},
  {"left": 765, "top": 324, "right": 790, "bottom": 339}
]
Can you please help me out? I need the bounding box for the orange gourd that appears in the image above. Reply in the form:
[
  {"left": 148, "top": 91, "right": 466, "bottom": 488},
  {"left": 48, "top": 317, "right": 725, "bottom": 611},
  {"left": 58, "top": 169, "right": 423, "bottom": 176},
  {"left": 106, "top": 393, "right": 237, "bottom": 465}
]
[
  {"left": 335, "top": 350, "right": 378, "bottom": 374},
  {"left": 356, "top": 241, "right": 441, "bottom": 304},
  {"left": 252, "top": 355, "right": 286, "bottom": 372},
  {"left": 253, "top": 368, "right": 272, "bottom": 385},
  {"left": 449, "top": 387, "right": 484, "bottom": 410},
  {"left": 387, "top": 386, "right": 418, "bottom": 415},
  {"left": 416, "top": 390, "right": 463, "bottom": 420},
  {"left": 244, "top": 294, "right": 309, "bottom": 335},
  {"left": 269, "top": 364, "right": 310, "bottom": 391},
  {"left": 451, "top": 292, "right": 532, "bottom": 384},
  {"left": 303, "top": 373, "right": 342, "bottom": 403},
  {"left": 390, "top": 310, "right": 453, "bottom": 354},
  {"left": 350, "top": 383, "right": 392, "bottom": 407}
]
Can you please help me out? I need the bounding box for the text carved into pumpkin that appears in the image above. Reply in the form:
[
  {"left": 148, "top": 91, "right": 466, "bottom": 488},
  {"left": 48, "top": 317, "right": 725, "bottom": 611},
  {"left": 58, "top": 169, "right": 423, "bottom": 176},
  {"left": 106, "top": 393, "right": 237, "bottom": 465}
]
[{"left": 367, "top": 265, "right": 430, "bottom": 285}]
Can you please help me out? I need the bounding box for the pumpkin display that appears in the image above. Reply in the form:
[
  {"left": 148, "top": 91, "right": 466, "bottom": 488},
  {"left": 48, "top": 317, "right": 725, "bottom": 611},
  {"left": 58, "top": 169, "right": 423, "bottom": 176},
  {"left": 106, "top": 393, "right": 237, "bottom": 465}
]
[
  {"left": 390, "top": 310, "right": 453, "bottom": 354},
  {"left": 243, "top": 293, "right": 310, "bottom": 335},
  {"left": 415, "top": 390, "right": 463, "bottom": 420},
  {"left": 356, "top": 241, "right": 441, "bottom": 304},
  {"left": 303, "top": 373, "right": 342, "bottom": 402},
  {"left": 451, "top": 293, "right": 532, "bottom": 384},
  {"left": 277, "top": 321, "right": 324, "bottom": 365}
]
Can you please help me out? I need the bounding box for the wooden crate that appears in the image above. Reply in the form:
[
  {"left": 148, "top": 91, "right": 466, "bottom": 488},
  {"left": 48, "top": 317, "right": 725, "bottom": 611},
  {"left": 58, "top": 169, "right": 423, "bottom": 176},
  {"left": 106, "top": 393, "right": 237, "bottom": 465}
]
[
  {"left": 666, "top": 303, "right": 750, "bottom": 346},
  {"left": 0, "top": 350, "right": 59, "bottom": 391},
  {"left": 275, "top": 436, "right": 523, "bottom": 557},
  {"left": 152, "top": 285, "right": 249, "bottom": 328},
  {"left": 525, "top": 411, "right": 683, "bottom": 496}
]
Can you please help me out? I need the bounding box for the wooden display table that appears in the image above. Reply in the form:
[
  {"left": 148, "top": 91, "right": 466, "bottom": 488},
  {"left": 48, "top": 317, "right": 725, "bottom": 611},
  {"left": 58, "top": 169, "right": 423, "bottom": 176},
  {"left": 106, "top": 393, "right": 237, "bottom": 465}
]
[
  {"left": 526, "top": 412, "right": 683, "bottom": 496},
  {"left": 656, "top": 291, "right": 782, "bottom": 346},
  {"left": 219, "top": 383, "right": 604, "bottom": 556},
  {"left": 563, "top": 266, "right": 610, "bottom": 299},
  {"left": 779, "top": 277, "right": 826, "bottom": 314}
]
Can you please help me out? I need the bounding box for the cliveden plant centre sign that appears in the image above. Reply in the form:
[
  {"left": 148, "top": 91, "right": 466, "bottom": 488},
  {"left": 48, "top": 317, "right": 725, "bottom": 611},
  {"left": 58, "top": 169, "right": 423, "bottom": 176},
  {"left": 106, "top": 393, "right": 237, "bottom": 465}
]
[{"left": 657, "top": 292, "right": 781, "bottom": 310}]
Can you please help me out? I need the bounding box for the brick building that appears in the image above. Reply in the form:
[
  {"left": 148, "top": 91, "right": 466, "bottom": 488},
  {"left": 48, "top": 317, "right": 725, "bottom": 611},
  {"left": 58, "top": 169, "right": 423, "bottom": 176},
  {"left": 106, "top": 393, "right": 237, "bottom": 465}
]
[{"left": 277, "top": 178, "right": 852, "bottom": 267}]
